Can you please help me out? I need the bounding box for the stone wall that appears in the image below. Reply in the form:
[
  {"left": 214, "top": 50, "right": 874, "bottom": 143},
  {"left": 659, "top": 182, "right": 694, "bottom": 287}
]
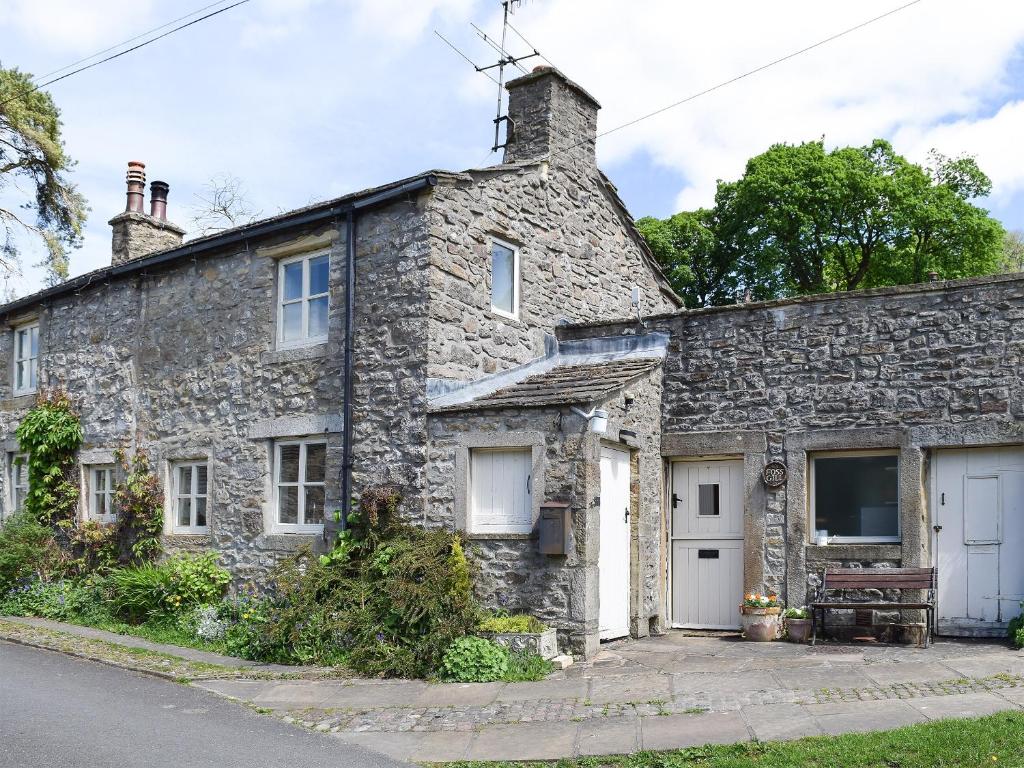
[
  {"left": 558, "top": 274, "right": 1024, "bottom": 611},
  {"left": 0, "top": 220, "right": 353, "bottom": 585},
  {"left": 425, "top": 368, "right": 663, "bottom": 657}
]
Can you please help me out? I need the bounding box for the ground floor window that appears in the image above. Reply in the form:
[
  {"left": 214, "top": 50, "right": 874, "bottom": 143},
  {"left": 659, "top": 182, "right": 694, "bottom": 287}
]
[
  {"left": 811, "top": 451, "right": 900, "bottom": 543},
  {"left": 172, "top": 462, "right": 209, "bottom": 533},
  {"left": 469, "top": 447, "right": 532, "bottom": 534},
  {"left": 86, "top": 465, "right": 116, "bottom": 522},
  {"left": 8, "top": 452, "right": 28, "bottom": 517},
  {"left": 274, "top": 439, "right": 326, "bottom": 532}
]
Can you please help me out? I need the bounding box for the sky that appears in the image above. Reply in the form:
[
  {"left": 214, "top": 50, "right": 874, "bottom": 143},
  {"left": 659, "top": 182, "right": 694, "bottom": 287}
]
[{"left": 2, "top": 0, "right": 1024, "bottom": 298}]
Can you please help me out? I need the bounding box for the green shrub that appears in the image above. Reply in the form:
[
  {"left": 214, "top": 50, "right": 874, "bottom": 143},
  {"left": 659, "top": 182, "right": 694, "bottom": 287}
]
[
  {"left": 504, "top": 650, "right": 553, "bottom": 682},
  {"left": 783, "top": 607, "right": 809, "bottom": 619},
  {"left": 1009, "top": 604, "right": 1023, "bottom": 649},
  {"left": 0, "top": 576, "right": 109, "bottom": 623},
  {"left": 478, "top": 613, "right": 547, "bottom": 634},
  {"left": 164, "top": 553, "right": 230, "bottom": 611},
  {"left": 15, "top": 390, "right": 82, "bottom": 526},
  {"left": 438, "top": 636, "right": 510, "bottom": 682},
  {"left": 0, "top": 512, "right": 64, "bottom": 593},
  {"left": 108, "top": 563, "right": 171, "bottom": 621}
]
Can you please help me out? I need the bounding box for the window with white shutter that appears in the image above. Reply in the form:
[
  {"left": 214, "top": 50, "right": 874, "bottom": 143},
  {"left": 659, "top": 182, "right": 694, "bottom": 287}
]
[{"left": 469, "top": 448, "right": 532, "bottom": 534}]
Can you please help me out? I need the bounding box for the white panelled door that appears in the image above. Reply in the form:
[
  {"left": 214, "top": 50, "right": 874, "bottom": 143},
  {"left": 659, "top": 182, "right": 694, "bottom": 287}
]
[
  {"left": 935, "top": 447, "right": 1024, "bottom": 636},
  {"left": 599, "top": 447, "right": 631, "bottom": 641},
  {"left": 670, "top": 459, "right": 744, "bottom": 629}
]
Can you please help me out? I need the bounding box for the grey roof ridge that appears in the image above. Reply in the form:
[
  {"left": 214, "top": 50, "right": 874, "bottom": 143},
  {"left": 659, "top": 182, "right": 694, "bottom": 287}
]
[{"left": 427, "top": 330, "right": 669, "bottom": 411}]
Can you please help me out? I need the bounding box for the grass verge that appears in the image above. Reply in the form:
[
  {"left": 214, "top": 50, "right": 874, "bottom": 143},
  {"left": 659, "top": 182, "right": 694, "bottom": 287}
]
[{"left": 439, "top": 711, "right": 1024, "bottom": 768}]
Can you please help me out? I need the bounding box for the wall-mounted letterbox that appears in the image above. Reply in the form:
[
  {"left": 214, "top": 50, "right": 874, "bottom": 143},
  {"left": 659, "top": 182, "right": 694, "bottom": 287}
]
[{"left": 538, "top": 501, "right": 571, "bottom": 555}]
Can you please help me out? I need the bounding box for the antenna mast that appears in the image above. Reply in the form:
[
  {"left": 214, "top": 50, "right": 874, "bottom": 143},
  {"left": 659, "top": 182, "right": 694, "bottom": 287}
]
[{"left": 435, "top": 0, "right": 544, "bottom": 153}]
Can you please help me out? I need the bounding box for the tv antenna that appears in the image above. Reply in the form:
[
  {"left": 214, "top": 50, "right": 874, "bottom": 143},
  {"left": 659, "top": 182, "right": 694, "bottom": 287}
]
[{"left": 435, "top": 0, "right": 545, "bottom": 153}]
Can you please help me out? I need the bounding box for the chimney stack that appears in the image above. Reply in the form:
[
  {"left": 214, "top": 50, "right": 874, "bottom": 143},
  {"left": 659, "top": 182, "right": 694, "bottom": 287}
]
[
  {"left": 108, "top": 161, "right": 185, "bottom": 266},
  {"left": 503, "top": 66, "right": 600, "bottom": 171}
]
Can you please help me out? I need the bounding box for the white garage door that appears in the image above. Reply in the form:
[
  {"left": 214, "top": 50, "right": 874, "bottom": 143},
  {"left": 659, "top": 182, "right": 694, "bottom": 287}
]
[{"left": 935, "top": 446, "right": 1024, "bottom": 636}]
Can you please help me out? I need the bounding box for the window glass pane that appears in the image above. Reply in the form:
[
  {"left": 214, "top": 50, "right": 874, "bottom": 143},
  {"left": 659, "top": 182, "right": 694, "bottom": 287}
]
[
  {"left": 196, "top": 465, "right": 208, "bottom": 495},
  {"left": 95, "top": 492, "right": 106, "bottom": 517},
  {"left": 491, "top": 243, "right": 515, "bottom": 314},
  {"left": 814, "top": 454, "right": 899, "bottom": 539},
  {"left": 16, "top": 360, "right": 25, "bottom": 390},
  {"left": 305, "top": 443, "right": 326, "bottom": 483},
  {"left": 94, "top": 470, "right": 106, "bottom": 493},
  {"left": 304, "top": 486, "right": 325, "bottom": 524},
  {"left": 179, "top": 466, "right": 192, "bottom": 497},
  {"left": 698, "top": 484, "right": 720, "bottom": 516},
  {"left": 195, "top": 497, "right": 207, "bottom": 528},
  {"left": 308, "top": 296, "right": 328, "bottom": 339},
  {"left": 177, "top": 496, "right": 191, "bottom": 527},
  {"left": 29, "top": 327, "right": 38, "bottom": 356},
  {"left": 282, "top": 261, "right": 303, "bottom": 301},
  {"left": 28, "top": 359, "right": 37, "bottom": 390},
  {"left": 281, "top": 303, "right": 302, "bottom": 342},
  {"left": 279, "top": 445, "right": 300, "bottom": 483},
  {"left": 309, "top": 255, "right": 329, "bottom": 295},
  {"left": 278, "top": 486, "right": 298, "bottom": 524},
  {"left": 16, "top": 329, "right": 26, "bottom": 359}
]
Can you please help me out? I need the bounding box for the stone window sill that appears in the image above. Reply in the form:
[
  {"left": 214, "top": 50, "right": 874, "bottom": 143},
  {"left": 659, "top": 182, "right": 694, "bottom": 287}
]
[
  {"left": 464, "top": 532, "right": 536, "bottom": 541},
  {"left": 262, "top": 343, "right": 328, "bottom": 365},
  {"left": 259, "top": 533, "right": 323, "bottom": 551},
  {"left": 805, "top": 543, "right": 903, "bottom": 561},
  {"left": 163, "top": 533, "right": 212, "bottom": 545},
  {"left": 2, "top": 394, "right": 37, "bottom": 409}
]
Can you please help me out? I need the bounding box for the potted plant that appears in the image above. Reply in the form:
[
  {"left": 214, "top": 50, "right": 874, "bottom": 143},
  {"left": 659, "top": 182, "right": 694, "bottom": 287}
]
[
  {"left": 783, "top": 607, "right": 812, "bottom": 643},
  {"left": 477, "top": 613, "right": 558, "bottom": 660},
  {"left": 740, "top": 593, "right": 782, "bottom": 641}
]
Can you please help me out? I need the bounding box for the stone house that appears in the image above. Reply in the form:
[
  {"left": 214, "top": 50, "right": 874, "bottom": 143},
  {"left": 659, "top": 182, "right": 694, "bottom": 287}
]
[{"left": 1, "top": 66, "right": 1022, "bottom": 657}]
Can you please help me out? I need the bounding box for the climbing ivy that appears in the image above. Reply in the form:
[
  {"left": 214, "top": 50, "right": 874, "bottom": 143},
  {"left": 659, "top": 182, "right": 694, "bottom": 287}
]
[
  {"left": 15, "top": 390, "right": 82, "bottom": 527},
  {"left": 111, "top": 447, "right": 164, "bottom": 565}
]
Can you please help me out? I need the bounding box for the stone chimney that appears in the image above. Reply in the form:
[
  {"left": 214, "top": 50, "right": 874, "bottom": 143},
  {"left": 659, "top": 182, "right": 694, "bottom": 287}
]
[
  {"left": 108, "top": 161, "right": 185, "bottom": 266},
  {"left": 503, "top": 66, "right": 600, "bottom": 169}
]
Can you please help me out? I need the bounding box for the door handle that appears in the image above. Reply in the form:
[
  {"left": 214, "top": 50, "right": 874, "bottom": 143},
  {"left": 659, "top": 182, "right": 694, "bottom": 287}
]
[
  {"left": 527, "top": 474, "right": 531, "bottom": 494},
  {"left": 671, "top": 493, "right": 680, "bottom": 508},
  {"left": 933, "top": 524, "right": 942, "bottom": 533},
  {"left": 624, "top": 506, "right": 630, "bottom": 523}
]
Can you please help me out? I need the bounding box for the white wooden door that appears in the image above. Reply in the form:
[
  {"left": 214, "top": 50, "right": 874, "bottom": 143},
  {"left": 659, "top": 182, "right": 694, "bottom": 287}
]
[
  {"left": 935, "top": 447, "right": 1024, "bottom": 636},
  {"left": 469, "top": 448, "right": 533, "bottom": 534},
  {"left": 670, "top": 459, "right": 744, "bottom": 629},
  {"left": 599, "top": 447, "right": 631, "bottom": 641}
]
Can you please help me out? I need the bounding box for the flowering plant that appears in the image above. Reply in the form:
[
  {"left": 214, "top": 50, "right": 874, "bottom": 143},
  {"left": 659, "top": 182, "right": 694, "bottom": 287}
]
[{"left": 742, "top": 593, "right": 780, "bottom": 608}]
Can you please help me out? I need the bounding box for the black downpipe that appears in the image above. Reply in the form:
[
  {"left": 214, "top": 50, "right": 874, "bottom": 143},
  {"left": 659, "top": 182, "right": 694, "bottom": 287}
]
[{"left": 339, "top": 209, "right": 357, "bottom": 536}]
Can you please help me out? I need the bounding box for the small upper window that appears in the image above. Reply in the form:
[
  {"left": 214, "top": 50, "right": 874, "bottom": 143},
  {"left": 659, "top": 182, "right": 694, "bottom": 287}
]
[
  {"left": 274, "top": 439, "right": 326, "bottom": 533},
  {"left": 172, "top": 462, "right": 209, "bottom": 534},
  {"left": 86, "top": 465, "right": 116, "bottom": 523},
  {"left": 278, "top": 252, "right": 329, "bottom": 348},
  {"left": 490, "top": 240, "right": 519, "bottom": 319},
  {"left": 811, "top": 451, "right": 900, "bottom": 543},
  {"left": 13, "top": 323, "right": 39, "bottom": 396}
]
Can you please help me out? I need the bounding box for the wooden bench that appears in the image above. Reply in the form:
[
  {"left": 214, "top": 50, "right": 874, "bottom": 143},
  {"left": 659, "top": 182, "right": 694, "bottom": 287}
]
[{"left": 810, "top": 567, "right": 936, "bottom": 647}]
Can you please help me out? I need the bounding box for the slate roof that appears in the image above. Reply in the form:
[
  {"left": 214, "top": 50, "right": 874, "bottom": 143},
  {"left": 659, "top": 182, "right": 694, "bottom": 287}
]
[{"left": 431, "top": 356, "right": 662, "bottom": 413}]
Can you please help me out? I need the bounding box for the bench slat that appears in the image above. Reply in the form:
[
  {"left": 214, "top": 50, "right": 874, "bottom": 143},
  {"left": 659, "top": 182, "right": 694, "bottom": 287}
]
[
  {"left": 811, "top": 602, "right": 932, "bottom": 609},
  {"left": 825, "top": 580, "right": 933, "bottom": 589}
]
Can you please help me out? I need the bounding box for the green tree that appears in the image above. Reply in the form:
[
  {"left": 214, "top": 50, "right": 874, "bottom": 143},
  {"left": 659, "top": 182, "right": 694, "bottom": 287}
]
[
  {"left": 640, "top": 139, "right": 1005, "bottom": 304},
  {"left": 0, "top": 68, "right": 87, "bottom": 285},
  {"left": 999, "top": 230, "right": 1024, "bottom": 273}
]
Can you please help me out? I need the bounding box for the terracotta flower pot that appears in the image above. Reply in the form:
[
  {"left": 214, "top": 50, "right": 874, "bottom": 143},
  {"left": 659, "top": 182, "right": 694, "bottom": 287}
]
[
  {"left": 785, "top": 617, "right": 812, "bottom": 643},
  {"left": 740, "top": 605, "right": 781, "bottom": 641}
]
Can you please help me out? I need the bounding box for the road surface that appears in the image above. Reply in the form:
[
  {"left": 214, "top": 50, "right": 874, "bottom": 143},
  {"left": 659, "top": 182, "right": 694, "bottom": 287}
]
[{"left": 0, "top": 640, "right": 407, "bottom": 768}]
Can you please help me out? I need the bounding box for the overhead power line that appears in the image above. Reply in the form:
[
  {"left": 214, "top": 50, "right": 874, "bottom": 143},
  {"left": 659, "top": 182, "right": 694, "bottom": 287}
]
[
  {"left": 555, "top": 0, "right": 924, "bottom": 157},
  {"left": 0, "top": 0, "right": 251, "bottom": 109},
  {"left": 33, "top": 0, "right": 240, "bottom": 83}
]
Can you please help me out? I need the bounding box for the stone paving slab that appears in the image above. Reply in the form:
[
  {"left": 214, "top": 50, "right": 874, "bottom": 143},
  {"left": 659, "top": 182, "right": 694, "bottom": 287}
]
[
  {"left": 908, "top": 692, "right": 1019, "bottom": 720},
  {"left": 741, "top": 702, "right": 823, "bottom": 741},
  {"left": 776, "top": 666, "right": 874, "bottom": 691},
  {"left": 494, "top": 678, "right": 588, "bottom": 703},
  {"left": 640, "top": 712, "right": 750, "bottom": 751},
  {"left": 465, "top": 721, "right": 579, "bottom": 761},
  {"left": 577, "top": 716, "right": 640, "bottom": 756},
  {"left": 804, "top": 699, "right": 926, "bottom": 735},
  {"left": 335, "top": 730, "right": 475, "bottom": 762},
  {"left": 588, "top": 673, "right": 672, "bottom": 704},
  {"left": 943, "top": 656, "right": 1024, "bottom": 679},
  {"left": 861, "top": 661, "right": 960, "bottom": 685}
]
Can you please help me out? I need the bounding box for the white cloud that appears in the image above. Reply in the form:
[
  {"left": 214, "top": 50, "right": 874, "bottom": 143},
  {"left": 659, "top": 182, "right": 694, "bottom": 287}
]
[{"left": 0, "top": 0, "right": 158, "bottom": 54}]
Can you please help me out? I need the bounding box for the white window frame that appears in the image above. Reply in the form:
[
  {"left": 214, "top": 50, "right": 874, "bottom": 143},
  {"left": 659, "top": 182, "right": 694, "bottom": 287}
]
[
  {"left": 468, "top": 447, "right": 533, "bottom": 535},
  {"left": 85, "top": 465, "right": 116, "bottom": 523},
  {"left": 272, "top": 439, "right": 327, "bottom": 534},
  {"left": 276, "top": 251, "right": 330, "bottom": 349},
  {"left": 171, "top": 461, "right": 210, "bottom": 534},
  {"left": 489, "top": 238, "right": 520, "bottom": 320},
  {"left": 13, "top": 322, "right": 39, "bottom": 397},
  {"left": 7, "top": 452, "right": 28, "bottom": 519},
  {"left": 809, "top": 449, "right": 901, "bottom": 544}
]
